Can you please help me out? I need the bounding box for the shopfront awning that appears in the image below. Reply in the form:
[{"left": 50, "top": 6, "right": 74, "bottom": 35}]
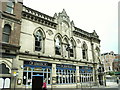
[{"left": 115, "top": 72, "right": 120, "bottom": 75}]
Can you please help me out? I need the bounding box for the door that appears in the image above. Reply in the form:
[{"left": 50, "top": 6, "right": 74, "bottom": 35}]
[{"left": 32, "top": 75, "right": 43, "bottom": 90}]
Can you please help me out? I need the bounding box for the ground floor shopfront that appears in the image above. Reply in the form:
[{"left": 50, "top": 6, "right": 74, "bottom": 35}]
[{"left": 1, "top": 55, "right": 100, "bottom": 89}]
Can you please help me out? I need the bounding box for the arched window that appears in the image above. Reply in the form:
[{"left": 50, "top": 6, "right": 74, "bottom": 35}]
[
  {"left": 95, "top": 47, "right": 100, "bottom": 62},
  {"left": 69, "top": 40, "right": 74, "bottom": 57},
  {"left": 63, "top": 37, "right": 69, "bottom": 58},
  {"left": 34, "top": 30, "right": 43, "bottom": 51},
  {"left": 96, "top": 47, "right": 100, "bottom": 57},
  {"left": 0, "top": 63, "right": 10, "bottom": 74},
  {"left": 6, "top": 1, "right": 14, "bottom": 14},
  {"left": 2, "top": 24, "right": 11, "bottom": 43},
  {"left": 82, "top": 42, "right": 88, "bottom": 59},
  {"left": 55, "top": 36, "right": 61, "bottom": 55}
]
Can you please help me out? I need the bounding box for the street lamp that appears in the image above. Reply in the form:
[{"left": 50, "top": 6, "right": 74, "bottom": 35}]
[{"left": 11, "top": 67, "right": 19, "bottom": 90}]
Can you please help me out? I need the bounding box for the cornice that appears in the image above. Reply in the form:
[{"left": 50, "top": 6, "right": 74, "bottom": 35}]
[
  {"left": 2, "top": 12, "right": 21, "bottom": 24},
  {"left": 1, "top": 42, "right": 21, "bottom": 50},
  {"left": 19, "top": 52, "right": 96, "bottom": 65},
  {"left": 73, "top": 27, "right": 100, "bottom": 43},
  {"left": 22, "top": 11, "right": 57, "bottom": 29}
]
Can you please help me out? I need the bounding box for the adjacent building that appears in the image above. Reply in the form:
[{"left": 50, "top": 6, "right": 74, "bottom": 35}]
[
  {"left": 113, "top": 55, "right": 120, "bottom": 75},
  {"left": 101, "top": 51, "right": 117, "bottom": 73},
  {"left": 0, "top": 0, "right": 103, "bottom": 89},
  {"left": 0, "top": 0, "right": 23, "bottom": 89}
]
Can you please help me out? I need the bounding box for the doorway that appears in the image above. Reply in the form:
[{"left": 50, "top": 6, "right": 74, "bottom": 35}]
[{"left": 32, "top": 75, "right": 43, "bottom": 90}]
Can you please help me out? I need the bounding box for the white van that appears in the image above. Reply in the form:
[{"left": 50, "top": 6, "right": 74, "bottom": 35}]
[{"left": 106, "top": 75, "right": 118, "bottom": 87}]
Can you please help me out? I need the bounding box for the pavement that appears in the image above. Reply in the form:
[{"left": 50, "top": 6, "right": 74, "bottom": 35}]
[
  {"left": 47, "top": 83, "right": 120, "bottom": 90},
  {"left": 1, "top": 83, "right": 120, "bottom": 90}
]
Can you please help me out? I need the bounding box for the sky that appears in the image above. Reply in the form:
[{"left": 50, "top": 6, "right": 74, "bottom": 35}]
[{"left": 23, "top": 0, "right": 119, "bottom": 54}]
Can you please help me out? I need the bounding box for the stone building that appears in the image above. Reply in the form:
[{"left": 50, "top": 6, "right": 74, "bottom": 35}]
[
  {"left": 113, "top": 55, "right": 120, "bottom": 75},
  {"left": 101, "top": 51, "right": 117, "bottom": 73},
  {"left": 0, "top": 0, "right": 102, "bottom": 89}
]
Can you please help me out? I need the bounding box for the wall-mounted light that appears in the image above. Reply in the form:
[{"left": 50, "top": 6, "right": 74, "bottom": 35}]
[
  {"left": 11, "top": 67, "right": 19, "bottom": 77},
  {"left": 20, "top": 65, "right": 23, "bottom": 69}
]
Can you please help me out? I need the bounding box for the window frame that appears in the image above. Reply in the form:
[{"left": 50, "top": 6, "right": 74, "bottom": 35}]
[
  {"left": 56, "top": 69, "right": 76, "bottom": 84},
  {"left": 6, "top": 1, "right": 14, "bottom": 14},
  {"left": 34, "top": 30, "right": 43, "bottom": 51},
  {"left": 82, "top": 43, "right": 88, "bottom": 60},
  {"left": 2, "top": 24, "right": 11, "bottom": 43},
  {"left": 69, "top": 41, "right": 74, "bottom": 57},
  {"left": 55, "top": 36, "right": 62, "bottom": 55}
]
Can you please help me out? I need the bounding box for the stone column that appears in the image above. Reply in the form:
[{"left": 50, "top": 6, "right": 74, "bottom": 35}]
[
  {"left": 12, "top": 56, "right": 24, "bottom": 88},
  {"left": 76, "top": 66, "right": 80, "bottom": 88},
  {"left": 52, "top": 63, "right": 56, "bottom": 88},
  {"left": 93, "top": 65, "right": 95, "bottom": 83},
  {"left": 93, "top": 64, "right": 99, "bottom": 86},
  {"left": 76, "top": 66, "right": 80, "bottom": 82}
]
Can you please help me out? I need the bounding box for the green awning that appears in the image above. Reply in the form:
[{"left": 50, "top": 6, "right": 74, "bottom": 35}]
[{"left": 115, "top": 72, "right": 120, "bottom": 75}]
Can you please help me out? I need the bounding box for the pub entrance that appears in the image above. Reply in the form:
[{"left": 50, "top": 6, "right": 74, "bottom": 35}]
[{"left": 32, "top": 75, "right": 43, "bottom": 90}]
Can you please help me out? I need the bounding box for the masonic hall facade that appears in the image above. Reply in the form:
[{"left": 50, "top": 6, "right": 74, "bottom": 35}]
[{"left": 0, "top": 0, "right": 103, "bottom": 89}]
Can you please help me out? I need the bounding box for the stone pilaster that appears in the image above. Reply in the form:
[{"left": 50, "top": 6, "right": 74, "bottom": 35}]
[{"left": 52, "top": 64, "right": 56, "bottom": 85}]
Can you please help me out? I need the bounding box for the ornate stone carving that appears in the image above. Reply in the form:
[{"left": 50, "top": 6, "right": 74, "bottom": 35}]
[
  {"left": 76, "top": 39, "right": 81, "bottom": 44},
  {"left": 46, "top": 29, "right": 53, "bottom": 36},
  {"left": 61, "top": 21, "right": 69, "bottom": 32},
  {"left": 4, "top": 20, "right": 12, "bottom": 26}
]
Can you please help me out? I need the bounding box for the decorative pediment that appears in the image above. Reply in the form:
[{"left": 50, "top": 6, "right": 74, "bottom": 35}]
[
  {"left": 58, "top": 9, "right": 70, "bottom": 22},
  {"left": 46, "top": 29, "right": 53, "bottom": 36}
]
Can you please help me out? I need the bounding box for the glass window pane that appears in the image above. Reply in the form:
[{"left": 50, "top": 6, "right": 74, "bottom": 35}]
[
  {"left": 2, "top": 34, "right": 9, "bottom": 43},
  {"left": 48, "top": 73, "right": 50, "bottom": 84},
  {"left": 35, "top": 31, "right": 42, "bottom": 51},
  {"left": 7, "top": 2, "right": 14, "bottom": 7},
  {"left": 4, "top": 78, "right": 10, "bottom": 88},
  {"left": 0, "top": 78, "right": 4, "bottom": 88},
  {"left": 55, "top": 37, "right": 61, "bottom": 55},
  {"left": 28, "top": 72, "right": 31, "bottom": 85},
  {"left": 4, "top": 25, "right": 11, "bottom": 33},
  {"left": 35, "top": 41, "right": 40, "bottom": 46},
  {"left": 6, "top": 7, "right": 13, "bottom": 13},
  {"left": 23, "top": 72, "right": 27, "bottom": 85},
  {"left": 35, "top": 47, "right": 41, "bottom": 51}
]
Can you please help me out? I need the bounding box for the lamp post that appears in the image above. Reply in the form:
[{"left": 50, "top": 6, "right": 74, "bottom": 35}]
[{"left": 11, "top": 67, "right": 19, "bottom": 90}]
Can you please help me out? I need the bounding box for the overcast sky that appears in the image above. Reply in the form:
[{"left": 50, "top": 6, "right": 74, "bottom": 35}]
[{"left": 23, "top": 0, "right": 119, "bottom": 54}]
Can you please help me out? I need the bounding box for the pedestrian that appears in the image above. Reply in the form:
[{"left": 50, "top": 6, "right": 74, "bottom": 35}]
[
  {"left": 42, "top": 79, "right": 47, "bottom": 90},
  {"left": 117, "top": 77, "right": 119, "bottom": 84}
]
